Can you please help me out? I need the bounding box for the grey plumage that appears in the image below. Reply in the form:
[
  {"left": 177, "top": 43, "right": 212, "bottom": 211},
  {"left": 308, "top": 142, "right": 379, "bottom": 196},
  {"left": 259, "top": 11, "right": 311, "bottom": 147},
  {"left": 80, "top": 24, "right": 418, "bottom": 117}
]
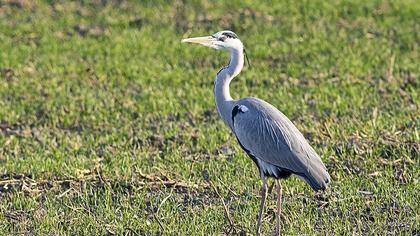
[
  {"left": 232, "top": 97, "right": 330, "bottom": 191},
  {"left": 182, "top": 30, "right": 330, "bottom": 236}
]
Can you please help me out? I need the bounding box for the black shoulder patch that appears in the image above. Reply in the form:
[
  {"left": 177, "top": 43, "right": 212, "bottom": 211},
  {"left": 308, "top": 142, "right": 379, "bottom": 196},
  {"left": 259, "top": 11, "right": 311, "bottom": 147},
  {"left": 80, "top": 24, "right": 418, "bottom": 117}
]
[
  {"left": 232, "top": 104, "right": 249, "bottom": 123},
  {"left": 222, "top": 32, "right": 238, "bottom": 39},
  {"left": 231, "top": 105, "right": 240, "bottom": 123}
]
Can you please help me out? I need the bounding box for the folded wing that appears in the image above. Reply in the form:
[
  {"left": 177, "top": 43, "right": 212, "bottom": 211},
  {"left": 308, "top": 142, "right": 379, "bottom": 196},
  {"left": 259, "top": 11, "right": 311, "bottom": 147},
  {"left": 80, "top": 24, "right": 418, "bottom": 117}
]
[{"left": 232, "top": 98, "right": 330, "bottom": 191}]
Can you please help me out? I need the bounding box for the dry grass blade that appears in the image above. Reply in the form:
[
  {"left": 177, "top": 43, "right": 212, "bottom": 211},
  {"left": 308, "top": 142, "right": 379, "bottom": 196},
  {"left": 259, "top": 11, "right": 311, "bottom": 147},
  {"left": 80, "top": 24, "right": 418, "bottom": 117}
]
[
  {"left": 137, "top": 170, "right": 209, "bottom": 190},
  {"left": 210, "top": 180, "right": 236, "bottom": 235}
]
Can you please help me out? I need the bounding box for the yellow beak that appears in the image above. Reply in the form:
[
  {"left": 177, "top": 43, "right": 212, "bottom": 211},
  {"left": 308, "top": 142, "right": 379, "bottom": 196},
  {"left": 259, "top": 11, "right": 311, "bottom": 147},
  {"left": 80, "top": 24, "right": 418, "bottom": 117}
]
[{"left": 181, "top": 36, "right": 216, "bottom": 47}]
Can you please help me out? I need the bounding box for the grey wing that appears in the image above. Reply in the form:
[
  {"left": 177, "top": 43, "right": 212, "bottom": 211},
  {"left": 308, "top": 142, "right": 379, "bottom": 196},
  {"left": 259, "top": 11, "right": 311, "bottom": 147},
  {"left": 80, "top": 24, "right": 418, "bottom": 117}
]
[{"left": 232, "top": 98, "right": 330, "bottom": 191}]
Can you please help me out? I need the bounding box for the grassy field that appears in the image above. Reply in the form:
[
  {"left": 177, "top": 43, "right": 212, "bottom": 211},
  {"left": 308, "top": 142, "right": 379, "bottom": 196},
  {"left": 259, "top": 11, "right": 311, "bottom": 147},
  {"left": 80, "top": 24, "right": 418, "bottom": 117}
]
[{"left": 0, "top": 0, "right": 419, "bottom": 235}]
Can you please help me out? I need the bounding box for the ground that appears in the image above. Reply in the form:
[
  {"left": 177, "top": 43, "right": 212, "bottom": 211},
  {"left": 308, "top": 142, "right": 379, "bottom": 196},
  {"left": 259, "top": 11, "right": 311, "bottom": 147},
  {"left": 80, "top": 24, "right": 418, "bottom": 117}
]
[{"left": 0, "top": 0, "right": 419, "bottom": 235}]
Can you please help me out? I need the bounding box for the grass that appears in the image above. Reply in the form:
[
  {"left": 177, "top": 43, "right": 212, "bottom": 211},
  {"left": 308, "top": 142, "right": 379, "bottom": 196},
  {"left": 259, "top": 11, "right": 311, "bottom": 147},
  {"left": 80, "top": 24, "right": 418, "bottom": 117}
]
[{"left": 0, "top": 0, "right": 419, "bottom": 235}]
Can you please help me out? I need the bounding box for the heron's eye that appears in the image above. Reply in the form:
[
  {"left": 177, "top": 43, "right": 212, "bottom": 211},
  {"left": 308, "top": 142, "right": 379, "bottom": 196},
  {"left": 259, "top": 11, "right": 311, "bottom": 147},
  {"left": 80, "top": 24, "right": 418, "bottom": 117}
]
[{"left": 219, "top": 36, "right": 227, "bottom": 42}]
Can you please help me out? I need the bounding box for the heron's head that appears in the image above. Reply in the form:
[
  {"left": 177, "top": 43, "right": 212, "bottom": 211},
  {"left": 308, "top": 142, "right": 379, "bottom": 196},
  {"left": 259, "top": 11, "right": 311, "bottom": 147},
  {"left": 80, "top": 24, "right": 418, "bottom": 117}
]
[{"left": 182, "top": 30, "right": 243, "bottom": 51}]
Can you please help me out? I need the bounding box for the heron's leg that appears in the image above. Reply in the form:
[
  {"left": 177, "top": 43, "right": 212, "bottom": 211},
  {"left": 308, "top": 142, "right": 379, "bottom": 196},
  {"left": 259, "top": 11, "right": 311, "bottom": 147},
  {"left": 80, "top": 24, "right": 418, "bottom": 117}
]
[
  {"left": 256, "top": 175, "right": 267, "bottom": 236},
  {"left": 276, "top": 179, "right": 282, "bottom": 236}
]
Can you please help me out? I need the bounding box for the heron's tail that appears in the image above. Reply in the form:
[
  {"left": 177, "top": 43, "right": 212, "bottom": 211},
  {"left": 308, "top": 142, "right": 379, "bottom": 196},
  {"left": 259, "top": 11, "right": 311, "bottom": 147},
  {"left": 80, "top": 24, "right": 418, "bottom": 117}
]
[{"left": 300, "top": 157, "right": 330, "bottom": 191}]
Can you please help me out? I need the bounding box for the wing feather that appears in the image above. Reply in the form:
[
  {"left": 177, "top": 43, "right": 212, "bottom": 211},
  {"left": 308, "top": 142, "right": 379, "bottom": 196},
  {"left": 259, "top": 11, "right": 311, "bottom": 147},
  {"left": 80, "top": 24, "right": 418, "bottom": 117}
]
[{"left": 233, "top": 97, "right": 330, "bottom": 191}]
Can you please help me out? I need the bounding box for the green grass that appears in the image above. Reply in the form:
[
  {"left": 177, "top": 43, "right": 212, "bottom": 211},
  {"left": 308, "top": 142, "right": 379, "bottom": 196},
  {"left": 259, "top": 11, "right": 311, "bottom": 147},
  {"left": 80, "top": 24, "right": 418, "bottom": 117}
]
[{"left": 0, "top": 0, "right": 419, "bottom": 235}]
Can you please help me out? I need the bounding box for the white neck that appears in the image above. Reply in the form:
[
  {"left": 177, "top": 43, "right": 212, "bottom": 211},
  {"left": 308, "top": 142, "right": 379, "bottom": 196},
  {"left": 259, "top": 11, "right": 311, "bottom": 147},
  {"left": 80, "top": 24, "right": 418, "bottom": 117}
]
[{"left": 214, "top": 48, "right": 244, "bottom": 131}]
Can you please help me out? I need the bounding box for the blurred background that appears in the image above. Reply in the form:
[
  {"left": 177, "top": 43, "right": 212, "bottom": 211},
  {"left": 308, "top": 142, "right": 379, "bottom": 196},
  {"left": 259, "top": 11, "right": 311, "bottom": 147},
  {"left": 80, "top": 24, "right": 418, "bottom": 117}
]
[{"left": 0, "top": 0, "right": 418, "bottom": 235}]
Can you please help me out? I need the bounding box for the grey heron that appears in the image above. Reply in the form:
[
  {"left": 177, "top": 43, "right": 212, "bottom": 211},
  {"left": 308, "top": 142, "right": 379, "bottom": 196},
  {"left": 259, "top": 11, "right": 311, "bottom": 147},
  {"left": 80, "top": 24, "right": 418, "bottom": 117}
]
[{"left": 182, "top": 31, "right": 330, "bottom": 235}]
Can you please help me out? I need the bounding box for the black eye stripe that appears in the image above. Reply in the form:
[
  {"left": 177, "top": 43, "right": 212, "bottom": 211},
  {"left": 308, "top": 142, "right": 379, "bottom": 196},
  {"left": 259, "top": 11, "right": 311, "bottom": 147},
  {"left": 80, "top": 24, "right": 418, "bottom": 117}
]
[{"left": 222, "top": 32, "right": 238, "bottom": 39}]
